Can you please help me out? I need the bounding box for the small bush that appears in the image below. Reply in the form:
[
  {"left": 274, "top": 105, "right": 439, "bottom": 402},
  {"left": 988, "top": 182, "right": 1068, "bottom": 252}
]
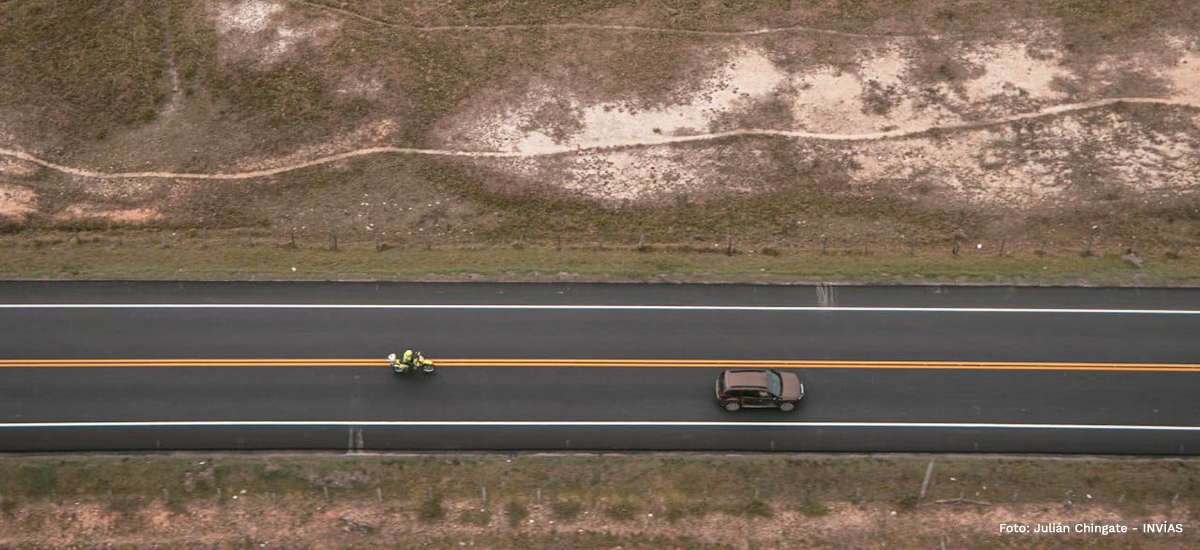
[
  {"left": 25, "top": 465, "right": 57, "bottom": 497},
  {"left": 663, "top": 503, "right": 687, "bottom": 523},
  {"left": 109, "top": 495, "right": 142, "bottom": 515},
  {"left": 603, "top": 501, "right": 638, "bottom": 521},
  {"left": 550, "top": 499, "right": 582, "bottom": 521},
  {"left": 0, "top": 217, "right": 23, "bottom": 234},
  {"left": 459, "top": 507, "right": 491, "bottom": 526},
  {"left": 1, "top": 496, "right": 20, "bottom": 517},
  {"left": 165, "top": 499, "right": 190, "bottom": 517},
  {"left": 417, "top": 495, "right": 445, "bottom": 522},
  {"left": 506, "top": 501, "right": 529, "bottom": 528},
  {"left": 798, "top": 495, "right": 829, "bottom": 517},
  {"left": 685, "top": 501, "right": 712, "bottom": 518},
  {"left": 738, "top": 499, "right": 774, "bottom": 518},
  {"left": 894, "top": 494, "right": 919, "bottom": 512}
]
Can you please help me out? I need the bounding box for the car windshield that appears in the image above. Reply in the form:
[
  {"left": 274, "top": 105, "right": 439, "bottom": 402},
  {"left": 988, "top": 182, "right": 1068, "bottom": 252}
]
[{"left": 765, "top": 371, "right": 782, "bottom": 396}]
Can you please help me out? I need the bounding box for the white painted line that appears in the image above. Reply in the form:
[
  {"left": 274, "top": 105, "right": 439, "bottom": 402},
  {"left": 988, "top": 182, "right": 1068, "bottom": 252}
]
[
  {"left": 1, "top": 304, "right": 1199, "bottom": 315},
  {"left": 2, "top": 421, "right": 1200, "bottom": 431}
]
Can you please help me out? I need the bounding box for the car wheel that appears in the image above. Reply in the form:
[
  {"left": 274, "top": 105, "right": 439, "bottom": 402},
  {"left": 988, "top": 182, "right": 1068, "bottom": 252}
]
[
  {"left": 723, "top": 401, "right": 741, "bottom": 412},
  {"left": 779, "top": 402, "right": 796, "bottom": 412}
]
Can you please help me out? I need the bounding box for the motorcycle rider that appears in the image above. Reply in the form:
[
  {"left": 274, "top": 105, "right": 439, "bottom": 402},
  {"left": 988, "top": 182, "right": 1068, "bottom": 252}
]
[
  {"left": 410, "top": 350, "right": 431, "bottom": 371},
  {"left": 389, "top": 349, "right": 431, "bottom": 372},
  {"left": 387, "top": 352, "right": 407, "bottom": 372}
]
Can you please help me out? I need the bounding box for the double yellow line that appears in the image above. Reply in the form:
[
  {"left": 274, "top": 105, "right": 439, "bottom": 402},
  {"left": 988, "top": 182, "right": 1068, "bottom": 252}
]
[{"left": 0, "top": 358, "right": 1198, "bottom": 372}]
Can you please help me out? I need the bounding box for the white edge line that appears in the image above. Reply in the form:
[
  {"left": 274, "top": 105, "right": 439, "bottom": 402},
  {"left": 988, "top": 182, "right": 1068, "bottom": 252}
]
[
  {"left": 2, "top": 421, "right": 1199, "bottom": 431},
  {"left": 0, "top": 304, "right": 1198, "bottom": 315}
]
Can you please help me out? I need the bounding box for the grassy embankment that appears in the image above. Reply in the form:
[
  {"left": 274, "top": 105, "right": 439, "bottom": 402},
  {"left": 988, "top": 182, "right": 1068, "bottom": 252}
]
[
  {"left": 2, "top": 0, "right": 1200, "bottom": 284},
  {"left": 0, "top": 454, "right": 1195, "bottom": 548},
  {"left": 1, "top": 230, "right": 1198, "bottom": 285}
]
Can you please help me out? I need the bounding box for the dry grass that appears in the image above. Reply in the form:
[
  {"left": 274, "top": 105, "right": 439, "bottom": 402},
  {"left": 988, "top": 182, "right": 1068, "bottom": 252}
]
[
  {"left": 3, "top": 0, "right": 1200, "bottom": 282},
  {"left": 0, "top": 229, "right": 1197, "bottom": 285},
  {"left": 0, "top": 0, "right": 165, "bottom": 147},
  {"left": 0, "top": 454, "right": 1195, "bottom": 548}
]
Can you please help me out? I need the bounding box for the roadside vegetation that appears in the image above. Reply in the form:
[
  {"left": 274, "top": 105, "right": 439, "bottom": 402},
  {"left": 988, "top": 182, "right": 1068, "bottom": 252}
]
[
  {"left": 0, "top": 454, "right": 1194, "bottom": 548},
  {"left": 2, "top": 0, "right": 1199, "bottom": 283},
  {"left": 1, "top": 230, "right": 1197, "bottom": 285},
  {"left": 0, "top": 0, "right": 165, "bottom": 149}
]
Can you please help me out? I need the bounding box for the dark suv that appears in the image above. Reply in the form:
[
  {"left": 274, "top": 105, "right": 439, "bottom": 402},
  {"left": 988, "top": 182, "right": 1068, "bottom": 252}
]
[{"left": 715, "top": 369, "right": 804, "bottom": 412}]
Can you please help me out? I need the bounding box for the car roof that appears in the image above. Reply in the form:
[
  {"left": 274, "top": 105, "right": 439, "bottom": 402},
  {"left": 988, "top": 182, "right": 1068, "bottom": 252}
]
[{"left": 724, "top": 370, "right": 769, "bottom": 389}]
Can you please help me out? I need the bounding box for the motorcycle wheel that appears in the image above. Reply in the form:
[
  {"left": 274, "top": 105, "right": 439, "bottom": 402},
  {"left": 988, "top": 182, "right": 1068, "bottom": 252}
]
[{"left": 422, "top": 363, "right": 436, "bottom": 373}]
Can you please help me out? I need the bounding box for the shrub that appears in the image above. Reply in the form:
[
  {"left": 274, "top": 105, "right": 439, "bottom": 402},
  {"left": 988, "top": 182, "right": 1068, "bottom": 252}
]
[
  {"left": 25, "top": 465, "right": 57, "bottom": 497},
  {"left": 603, "top": 501, "right": 638, "bottom": 521},
  {"left": 459, "top": 507, "right": 491, "bottom": 526},
  {"left": 798, "top": 494, "right": 829, "bottom": 517},
  {"left": 417, "top": 495, "right": 445, "bottom": 522},
  {"left": 506, "top": 500, "right": 529, "bottom": 528},
  {"left": 895, "top": 494, "right": 919, "bottom": 512},
  {"left": 739, "top": 499, "right": 774, "bottom": 518},
  {"left": 550, "top": 499, "right": 582, "bottom": 521},
  {"left": 663, "top": 502, "right": 687, "bottom": 523}
]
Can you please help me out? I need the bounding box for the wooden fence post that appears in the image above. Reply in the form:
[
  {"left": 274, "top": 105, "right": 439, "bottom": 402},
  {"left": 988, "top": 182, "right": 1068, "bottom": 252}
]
[{"left": 918, "top": 460, "right": 935, "bottom": 505}]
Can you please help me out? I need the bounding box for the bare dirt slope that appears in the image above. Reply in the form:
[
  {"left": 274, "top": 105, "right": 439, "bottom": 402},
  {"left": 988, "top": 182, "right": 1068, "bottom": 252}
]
[
  {"left": 1, "top": 454, "right": 1195, "bottom": 549},
  {"left": 0, "top": 0, "right": 1198, "bottom": 248}
]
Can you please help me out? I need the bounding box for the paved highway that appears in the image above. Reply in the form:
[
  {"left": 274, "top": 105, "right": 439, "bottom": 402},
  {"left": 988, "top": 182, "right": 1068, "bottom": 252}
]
[{"left": 1, "top": 281, "right": 1198, "bottom": 454}]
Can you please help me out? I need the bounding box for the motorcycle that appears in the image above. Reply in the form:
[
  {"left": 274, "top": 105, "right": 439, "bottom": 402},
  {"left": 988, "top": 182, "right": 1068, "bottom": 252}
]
[{"left": 388, "top": 352, "right": 435, "bottom": 375}]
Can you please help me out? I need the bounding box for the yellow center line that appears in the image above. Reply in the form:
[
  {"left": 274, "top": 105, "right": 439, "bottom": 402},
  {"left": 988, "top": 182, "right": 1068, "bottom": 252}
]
[{"left": 0, "top": 359, "right": 1198, "bottom": 371}]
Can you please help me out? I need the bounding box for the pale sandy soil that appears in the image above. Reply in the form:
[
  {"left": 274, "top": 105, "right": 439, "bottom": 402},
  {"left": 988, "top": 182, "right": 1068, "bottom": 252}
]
[
  {"left": 0, "top": 0, "right": 1198, "bottom": 222},
  {"left": 209, "top": 0, "right": 339, "bottom": 66},
  {"left": 0, "top": 498, "right": 1191, "bottom": 548},
  {"left": 0, "top": 182, "right": 36, "bottom": 218}
]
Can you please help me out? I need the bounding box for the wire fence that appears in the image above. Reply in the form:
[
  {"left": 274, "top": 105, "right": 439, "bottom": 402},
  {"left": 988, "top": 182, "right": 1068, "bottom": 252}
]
[{"left": 4, "top": 229, "right": 1199, "bottom": 261}]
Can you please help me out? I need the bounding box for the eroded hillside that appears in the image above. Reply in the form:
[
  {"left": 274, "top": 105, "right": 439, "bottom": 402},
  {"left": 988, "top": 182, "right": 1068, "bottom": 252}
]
[{"left": 1, "top": 0, "right": 1198, "bottom": 246}]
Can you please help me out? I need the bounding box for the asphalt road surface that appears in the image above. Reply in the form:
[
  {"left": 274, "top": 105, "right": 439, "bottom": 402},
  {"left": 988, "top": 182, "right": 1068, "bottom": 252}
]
[{"left": 1, "top": 281, "right": 1198, "bottom": 454}]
